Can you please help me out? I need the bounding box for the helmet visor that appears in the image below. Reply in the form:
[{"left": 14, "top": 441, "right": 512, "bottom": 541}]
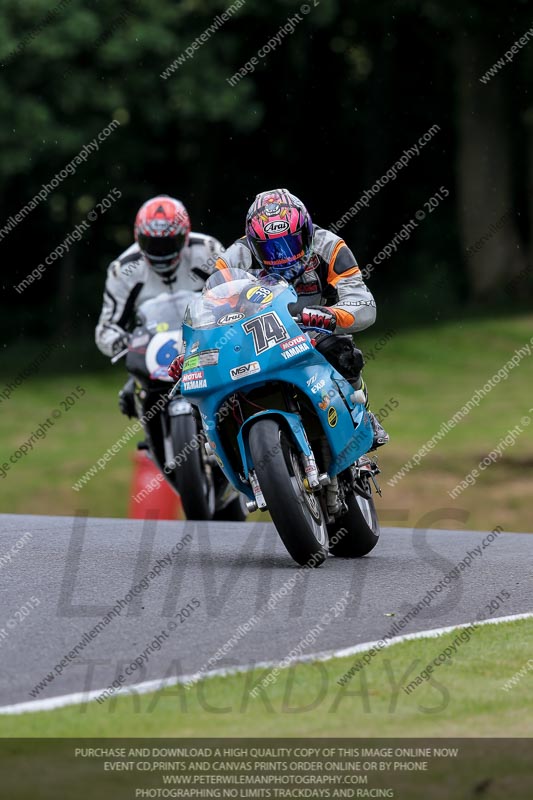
[
  {"left": 253, "top": 232, "right": 310, "bottom": 272},
  {"left": 138, "top": 232, "right": 186, "bottom": 264}
]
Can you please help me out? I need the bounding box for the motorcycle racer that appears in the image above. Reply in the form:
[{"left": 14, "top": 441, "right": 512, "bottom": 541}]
[
  {"left": 95, "top": 194, "right": 223, "bottom": 416},
  {"left": 169, "top": 188, "right": 388, "bottom": 451}
]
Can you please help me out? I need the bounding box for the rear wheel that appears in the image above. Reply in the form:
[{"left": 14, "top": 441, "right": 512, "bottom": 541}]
[
  {"left": 213, "top": 493, "right": 248, "bottom": 521},
  {"left": 169, "top": 414, "right": 215, "bottom": 520},
  {"left": 248, "top": 418, "right": 328, "bottom": 567},
  {"left": 327, "top": 477, "right": 380, "bottom": 557}
]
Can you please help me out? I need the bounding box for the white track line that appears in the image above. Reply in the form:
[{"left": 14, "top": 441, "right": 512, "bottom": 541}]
[{"left": 1, "top": 612, "right": 532, "bottom": 716}]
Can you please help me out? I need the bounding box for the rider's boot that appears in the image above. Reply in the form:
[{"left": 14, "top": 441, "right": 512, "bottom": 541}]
[
  {"left": 351, "top": 376, "right": 389, "bottom": 451},
  {"left": 367, "top": 412, "right": 389, "bottom": 451}
]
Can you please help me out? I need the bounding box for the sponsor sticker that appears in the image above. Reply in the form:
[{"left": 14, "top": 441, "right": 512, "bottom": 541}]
[
  {"left": 246, "top": 286, "right": 274, "bottom": 304},
  {"left": 264, "top": 220, "right": 290, "bottom": 234},
  {"left": 182, "top": 370, "right": 204, "bottom": 382},
  {"left": 230, "top": 361, "right": 261, "bottom": 380},
  {"left": 280, "top": 342, "right": 310, "bottom": 360},
  {"left": 218, "top": 312, "right": 245, "bottom": 324},
  {"left": 182, "top": 379, "right": 207, "bottom": 390},
  {"left": 198, "top": 349, "right": 219, "bottom": 366},
  {"left": 185, "top": 351, "right": 219, "bottom": 368},
  {"left": 318, "top": 394, "right": 330, "bottom": 410},
  {"left": 182, "top": 370, "right": 207, "bottom": 390},
  {"left": 190, "top": 340, "right": 200, "bottom": 353},
  {"left": 327, "top": 407, "right": 338, "bottom": 427},
  {"left": 183, "top": 355, "right": 200, "bottom": 371},
  {"left": 310, "top": 379, "right": 326, "bottom": 394},
  {"left": 281, "top": 334, "right": 307, "bottom": 350}
]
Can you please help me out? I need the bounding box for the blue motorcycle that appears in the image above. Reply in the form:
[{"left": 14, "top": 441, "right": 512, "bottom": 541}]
[{"left": 177, "top": 268, "right": 382, "bottom": 567}]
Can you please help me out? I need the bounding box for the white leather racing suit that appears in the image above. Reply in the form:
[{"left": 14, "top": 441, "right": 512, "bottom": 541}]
[{"left": 95, "top": 232, "right": 222, "bottom": 357}]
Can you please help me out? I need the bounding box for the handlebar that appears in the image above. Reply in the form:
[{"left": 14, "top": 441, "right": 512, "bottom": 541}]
[
  {"left": 301, "top": 325, "right": 335, "bottom": 335},
  {"left": 168, "top": 381, "right": 181, "bottom": 400},
  {"left": 110, "top": 347, "right": 128, "bottom": 365},
  {"left": 292, "top": 315, "right": 334, "bottom": 336}
]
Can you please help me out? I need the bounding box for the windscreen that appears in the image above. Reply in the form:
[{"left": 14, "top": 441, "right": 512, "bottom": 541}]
[
  {"left": 136, "top": 290, "right": 196, "bottom": 329},
  {"left": 184, "top": 268, "right": 289, "bottom": 329}
]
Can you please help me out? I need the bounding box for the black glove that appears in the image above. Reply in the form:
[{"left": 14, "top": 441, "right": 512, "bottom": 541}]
[
  {"left": 112, "top": 333, "right": 130, "bottom": 356},
  {"left": 118, "top": 377, "right": 136, "bottom": 418},
  {"left": 300, "top": 306, "right": 337, "bottom": 332}
]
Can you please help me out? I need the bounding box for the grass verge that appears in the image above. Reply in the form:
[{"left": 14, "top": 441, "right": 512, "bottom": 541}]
[{"left": 1, "top": 617, "right": 531, "bottom": 738}]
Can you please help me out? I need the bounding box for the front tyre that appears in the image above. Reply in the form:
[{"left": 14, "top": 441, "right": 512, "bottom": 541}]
[
  {"left": 169, "top": 414, "right": 215, "bottom": 520},
  {"left": 248, "top": 418, "right": 328, "bottom": 567}
]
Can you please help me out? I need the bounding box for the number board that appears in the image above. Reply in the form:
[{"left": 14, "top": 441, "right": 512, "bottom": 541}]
[{"left": 242, "top": 312, "right": 288, "bottom": 355}]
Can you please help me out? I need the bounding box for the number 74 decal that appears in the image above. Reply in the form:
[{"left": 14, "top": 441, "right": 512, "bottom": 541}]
[{"left": 242, "top": 312, "right": 289, "bottom": 354}]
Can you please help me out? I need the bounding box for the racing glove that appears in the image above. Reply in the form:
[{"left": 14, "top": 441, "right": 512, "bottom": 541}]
[
  {"left": 118, "top": 377, "right": 136, "bottom": 418},
  {"left": 300, "top": 306, "right": 337, "bottom": 332},
  {"left": 168, "top": 354, "right": 184, "bottom": 382},
  {"left": 111, "top": 332, "right": 130, "bottom": 356}
]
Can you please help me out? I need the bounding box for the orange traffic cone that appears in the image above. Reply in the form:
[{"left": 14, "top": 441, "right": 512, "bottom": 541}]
[{"left": 128, "top": 450, "right": 184, "bottom": 520}]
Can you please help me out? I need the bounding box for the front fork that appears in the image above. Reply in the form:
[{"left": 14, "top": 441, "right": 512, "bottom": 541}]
[
  {"left": 161, "top": 395, "right": 194, "bottom": 471},
  {"left": 301, "top": 439, "right": 344, "bottom": 521},
  {"left": 352, "top": 455, "right": 382, "bottom": 499},
  {"left": 302, "top": 446, "right": 381, "bottom": 522}
]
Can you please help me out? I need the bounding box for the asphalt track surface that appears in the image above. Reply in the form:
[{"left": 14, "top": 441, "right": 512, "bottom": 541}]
[{"left": 0, "top": 513, "right": 531, "bottom": 709}]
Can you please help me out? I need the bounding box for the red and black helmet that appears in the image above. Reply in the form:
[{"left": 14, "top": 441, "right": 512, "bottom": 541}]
[{"left": 134, "top": 195, "right": 191, "bottom": 275}]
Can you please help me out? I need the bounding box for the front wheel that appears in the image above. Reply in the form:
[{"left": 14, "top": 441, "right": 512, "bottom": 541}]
[
  {"left": 248, "top": 418, "right": 328, "bottom": 567},
  {"left": 327, "top": 479, "right": 380, "bottom": 557},
  {"left": 169, "top": 414, "right": 215, "bottom": 520}
]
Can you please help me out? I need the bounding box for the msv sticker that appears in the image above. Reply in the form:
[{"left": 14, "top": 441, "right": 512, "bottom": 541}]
[{"left": 230, "top": 361, "right": 261, "bottom": 380}]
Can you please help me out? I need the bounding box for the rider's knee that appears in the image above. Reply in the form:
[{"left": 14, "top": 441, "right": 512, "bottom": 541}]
[{"left": 316, "top": 334, "right": 364, "bottom": 381}]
